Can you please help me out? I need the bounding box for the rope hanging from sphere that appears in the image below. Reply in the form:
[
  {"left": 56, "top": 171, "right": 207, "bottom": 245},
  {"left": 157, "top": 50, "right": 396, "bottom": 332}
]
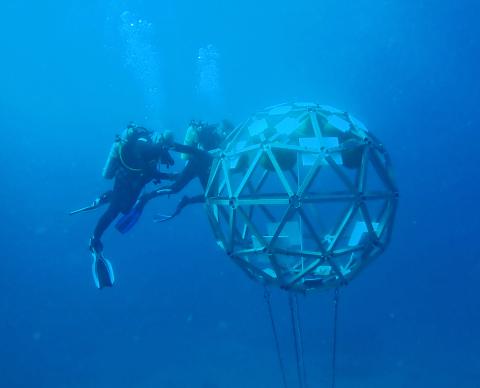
[
  {"left": 289, "top": 292, "right": 307, "bottom": 388},
  {"left": 264, "top": 287, "right": 289, "bottom": 388},
  {"left": 331, "top": 288, "right": 340, "bottom": 388}
]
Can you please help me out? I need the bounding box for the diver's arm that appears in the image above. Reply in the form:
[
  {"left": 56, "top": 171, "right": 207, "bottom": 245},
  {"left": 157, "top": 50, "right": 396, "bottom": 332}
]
[
  {"left": 137, "top": 140, "right": 175, "bottom": 167},
  {"left": 171, "top": 142, "right": 201, "bottom": 156}
]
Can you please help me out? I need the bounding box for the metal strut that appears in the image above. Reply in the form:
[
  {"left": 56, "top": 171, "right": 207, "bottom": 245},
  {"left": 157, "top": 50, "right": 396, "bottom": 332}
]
[
  {"left": 264, "top": 287, "right": 289, "bottom": 388},
  {"left": 288, "top": 293, "right": 307, "bottom": 388},
  {"left": 331, "top": 288, "right": 340, "bottom": 388}
]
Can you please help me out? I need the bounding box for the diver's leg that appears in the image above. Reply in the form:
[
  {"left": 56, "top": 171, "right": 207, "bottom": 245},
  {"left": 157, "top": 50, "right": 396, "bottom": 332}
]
[
  {"left": 165, "top": 161, "right": 197, "bottom": 194},
  {"left": 154, "top": 193, "right": 205, "bottom": 223},
  {"left": 90, "top": 204, "right": 120, "bottom": 253},
  {"left": 164, "top": 157, "right": 209, "bottom": 217},
  {"left": 139, "top": 161, "right": 197, "bottom": 207},
  {"left": 177, "top": 194, "right": 204, "bottom": 215},
  {"left": 90, "top": 201, "right": 119, "bottom": 289},
  {"left": 112, "top": 176, "right": 149, "bottom": 234},
  {"left": 198, "top": 152, "right": 213, "bottom": 190},
  {"left": 174, "top": 194, "right": 203, "bottom": 215}
]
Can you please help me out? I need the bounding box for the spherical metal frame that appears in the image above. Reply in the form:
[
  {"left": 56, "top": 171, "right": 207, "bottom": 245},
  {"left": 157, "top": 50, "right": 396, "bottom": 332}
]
[{"left": 205, "top": 103, "right": 398, "bottom": 292}]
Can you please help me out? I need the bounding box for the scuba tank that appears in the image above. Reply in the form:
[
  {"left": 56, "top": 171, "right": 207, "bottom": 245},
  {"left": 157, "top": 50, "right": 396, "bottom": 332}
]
[
  {"left": 102, "top": 139, "right": 121, "bottom": 179},
  {"left": 102, "top": 123, "right": 149, "bottom": 179},
  {"left": 181, "top": 122, "right": 201, "bottom": 160},
  {"left": 102, "top": 123, "right": 152, "bottom": 179}
]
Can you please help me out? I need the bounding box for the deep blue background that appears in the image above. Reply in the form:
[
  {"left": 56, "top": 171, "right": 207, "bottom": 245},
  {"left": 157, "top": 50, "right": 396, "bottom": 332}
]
[{"left": 1, "top": 1, "right": 479, "bottom": 387}]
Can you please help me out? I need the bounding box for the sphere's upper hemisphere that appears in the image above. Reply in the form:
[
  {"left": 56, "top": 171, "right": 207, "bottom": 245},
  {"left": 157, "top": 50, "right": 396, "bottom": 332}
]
[{"left": 205, "top": 103, "right": 398, "bottom": 292}]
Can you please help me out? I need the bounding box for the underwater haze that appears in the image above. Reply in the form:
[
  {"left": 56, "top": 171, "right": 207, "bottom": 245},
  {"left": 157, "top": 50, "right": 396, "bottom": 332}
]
[{"left": 1, "top": 0, "right": 479, "bottom": 387}]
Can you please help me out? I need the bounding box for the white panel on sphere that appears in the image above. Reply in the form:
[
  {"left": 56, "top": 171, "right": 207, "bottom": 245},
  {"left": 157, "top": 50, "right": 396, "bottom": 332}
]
[
  {"left": 251, "top": 235, "right": 262, "bottom": 249},
  {"left": 321, "top": 137, "right": 343, "bottom": 165},
  {"left": 229, "top": 158, "right": 239, "bottom": 170},
  {"left": 327, "top": 115, "right": 350, "bottom": 133},
  {"left": 229, "top": 140, "right": 247, "bottom": 169},
  {"left": 248, "top": 118, "right": 269, "bottom": 136},
  {"left": 313, "top": 265, "right": 332, "bottom": 276},
  {"left": 299, "top": 137, "right": 321, "bottom": 166},
  {"left": 276, "top": 116, "right": 301, "bottom": 135},
  {"left": 348, "top": 221, "right": 380, "bottom": 246},
  {"left": 299, "top": 137, "right": 342, "bottom": 166},
  {"left": 263, "top": 267, "right": 277, "bottom": 278}
]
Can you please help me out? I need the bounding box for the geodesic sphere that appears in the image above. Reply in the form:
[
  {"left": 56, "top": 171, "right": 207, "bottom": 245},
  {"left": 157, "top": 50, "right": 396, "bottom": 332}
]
[{"left": 204, "top": 102, "right": 398, "bottom": 292}]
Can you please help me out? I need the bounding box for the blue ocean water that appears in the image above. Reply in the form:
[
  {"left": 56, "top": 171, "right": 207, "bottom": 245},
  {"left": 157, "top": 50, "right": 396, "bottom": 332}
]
[{"left": 1, "top": 1, "right": 479, "bottom": 387}]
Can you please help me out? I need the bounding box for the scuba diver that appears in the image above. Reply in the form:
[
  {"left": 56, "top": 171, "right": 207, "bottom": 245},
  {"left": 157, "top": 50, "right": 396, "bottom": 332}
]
[
  {"left": 70, "top": 122, "right": 176, "bottom": 289},
  {"left": 116, "top": 120, "right": 234, "bottom": 230}
]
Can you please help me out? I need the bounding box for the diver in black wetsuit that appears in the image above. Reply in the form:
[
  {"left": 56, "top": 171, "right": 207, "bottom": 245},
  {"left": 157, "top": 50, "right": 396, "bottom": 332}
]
[
  {"left": 89, "top": 124, "right": 175, "bottom": 255},
  {"left": 158, "top": 120, "right": 235, "bottom": 218},
  {"left": 69, "top": 122, "right": 181, "bottom": 288},
  {"left": 116, "top": 120, "right": 233, "bottom": 229},
  {"left": 156, "top": 121, "right": 223, "bottom": 201}
]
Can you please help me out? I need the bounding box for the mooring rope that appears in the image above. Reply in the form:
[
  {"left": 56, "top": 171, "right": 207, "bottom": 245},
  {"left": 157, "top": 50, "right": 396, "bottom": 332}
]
[
  {"left": 331, "top": 288, "right": 340, "bottom": 388},
  {"left": 264, "top": 287, "right": 288, "bottom": 388},
  {"left": 288, "top": 293, "right": 306, "bottom": 388},
  {"left": 264, "top": 287, "right": 340, "bottom": 388},
  {"left": 295, "top": 293, "right": 308, "bottom": 388}
]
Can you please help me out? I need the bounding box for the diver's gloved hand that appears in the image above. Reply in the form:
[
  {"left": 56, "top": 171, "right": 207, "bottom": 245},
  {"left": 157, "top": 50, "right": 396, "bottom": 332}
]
[
  {"left": 91, "top": 191, "right": 112, "bottom": 207},
  {"left": 89, "top": 236, "right": 103, "bottom": 254},
  {"left": 160, "top": 149, "right": 174, "bottom": 167},
  {"left": 98, "top": 190, "right": 113, "bottom": 204}
]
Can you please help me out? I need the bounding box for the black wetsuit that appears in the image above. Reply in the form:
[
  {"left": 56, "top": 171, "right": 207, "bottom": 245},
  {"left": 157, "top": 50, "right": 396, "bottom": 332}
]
[
  {"left": 92, "top": 136, "right": 173, "bottom": 247},
  {"left": 169, "top": 147, "right": 212, "bottom": 193},
  {"left": 140, "top": 140, "right": 216, "bottom": 209},
  {"left": 131, "top": 125, "right": 226, "bottom": 221},
  {"left": 172, "top": 124, "right": 224, "bottom": 187},
  {"left": 168, "top": 125, "right": 223, "bottom": 193}
]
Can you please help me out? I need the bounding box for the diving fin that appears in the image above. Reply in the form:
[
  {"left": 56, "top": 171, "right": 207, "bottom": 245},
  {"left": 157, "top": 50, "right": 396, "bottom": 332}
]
[
  {"left": 70, "top": 191, "right": 112, "bottom": 215},
  {"left": 152, "top": 195, "right": 190, "bottom": 223},
  {"left": 91, "top": 251, "right": 115, "bottom": 289},
  {"left": 153, "top": 214, "right": 174, "bottom": 223},
  {"left": 70, "top": 203, "right": 100, "bottom": 215}
]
